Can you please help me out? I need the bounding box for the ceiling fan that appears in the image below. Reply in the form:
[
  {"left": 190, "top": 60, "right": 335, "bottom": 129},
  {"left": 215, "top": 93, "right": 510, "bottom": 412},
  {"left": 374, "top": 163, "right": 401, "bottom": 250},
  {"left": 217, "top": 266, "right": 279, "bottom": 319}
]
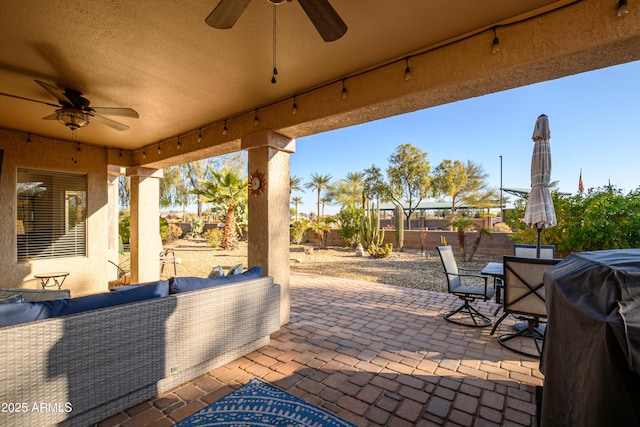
[
  {"left": 0, "top": 80, "right": 139, "bottom": 131},
  {"left": 206, "top": 0, "right": 348, "bottom": 42}
]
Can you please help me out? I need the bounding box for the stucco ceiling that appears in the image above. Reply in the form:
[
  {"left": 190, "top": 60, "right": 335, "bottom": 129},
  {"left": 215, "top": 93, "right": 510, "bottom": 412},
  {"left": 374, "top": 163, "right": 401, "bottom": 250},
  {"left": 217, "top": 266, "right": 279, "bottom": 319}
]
[{"left": 0, "top": 0, "right": 577, "bottom": 150}]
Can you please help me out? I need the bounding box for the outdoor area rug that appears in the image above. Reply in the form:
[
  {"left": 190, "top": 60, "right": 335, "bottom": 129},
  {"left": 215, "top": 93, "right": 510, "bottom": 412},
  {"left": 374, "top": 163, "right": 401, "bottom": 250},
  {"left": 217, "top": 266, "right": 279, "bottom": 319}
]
[{"left": 174, "top": 378, "right": 357, "bottom": 426}]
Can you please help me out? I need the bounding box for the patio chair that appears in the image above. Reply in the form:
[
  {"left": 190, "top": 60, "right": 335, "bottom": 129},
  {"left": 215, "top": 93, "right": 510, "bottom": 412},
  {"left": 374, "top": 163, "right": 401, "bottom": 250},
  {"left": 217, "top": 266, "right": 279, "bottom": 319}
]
[
  {"left": 108, "top": 257, "right": 131, "bottom": 288},
  {"left": 490, "top": 256, "right": 560, "bottom": 358},
  {"left": 160, "top": 248, "right": 179, "bottom": 275},
  {"left": 437, "top": 245, "right": 495, "bottom": 328},
  {"left": 493, "top": 243, "right": 556, "bottom": 315}
]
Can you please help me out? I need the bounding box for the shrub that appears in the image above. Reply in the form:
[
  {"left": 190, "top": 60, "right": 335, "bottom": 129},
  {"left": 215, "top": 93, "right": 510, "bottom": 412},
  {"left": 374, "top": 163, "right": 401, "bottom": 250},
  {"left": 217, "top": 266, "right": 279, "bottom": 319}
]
[
  {"left": 160, "top": 217, "right": 169, "bottom": 241},
  {"left": 336, "top": 206, "right": 364, "bottom": 248},
  {"left": 491, "top": 222, "right": 512, "bottom": 232},
  {"left": 203, "top": 228, "right": 223, "bottom": 248},
  {"left": 119, "top": 215, "right": 130, "bottom": 244},
  {"left": 165, "top": 223, "right": 184, "bottom": 242},
  {"left": 508, "top": 186, "right": 640, "bottom": 255},
  {"left": 291, "top": 219, "right": 310, "bottom": 244}
]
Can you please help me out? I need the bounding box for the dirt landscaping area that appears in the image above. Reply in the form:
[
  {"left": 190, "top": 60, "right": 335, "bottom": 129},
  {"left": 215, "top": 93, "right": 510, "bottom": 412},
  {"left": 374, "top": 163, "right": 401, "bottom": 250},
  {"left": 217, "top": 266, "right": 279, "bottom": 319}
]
[{"left": 164, "top": 239, "right": 502, "bottom": 293}]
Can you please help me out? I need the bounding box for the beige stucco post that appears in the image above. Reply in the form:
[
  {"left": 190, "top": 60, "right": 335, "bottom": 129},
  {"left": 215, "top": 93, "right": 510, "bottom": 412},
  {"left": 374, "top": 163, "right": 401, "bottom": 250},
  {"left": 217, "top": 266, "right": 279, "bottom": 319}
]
[
  {"left": 242, "top": 130, "right": 295, "bottom": 325},
  {"left": 127, "top": 167, "right": 163, "bottom": 284},
  {"left": 107, "top": 166, "right": 123, "bottom": 279}
]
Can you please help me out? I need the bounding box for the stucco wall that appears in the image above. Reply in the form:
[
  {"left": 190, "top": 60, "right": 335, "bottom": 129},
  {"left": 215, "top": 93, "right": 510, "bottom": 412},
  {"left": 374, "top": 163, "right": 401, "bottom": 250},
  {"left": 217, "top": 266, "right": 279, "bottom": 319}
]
[{"left": 0, "top": 129, "right": 115, "bottom": 295}]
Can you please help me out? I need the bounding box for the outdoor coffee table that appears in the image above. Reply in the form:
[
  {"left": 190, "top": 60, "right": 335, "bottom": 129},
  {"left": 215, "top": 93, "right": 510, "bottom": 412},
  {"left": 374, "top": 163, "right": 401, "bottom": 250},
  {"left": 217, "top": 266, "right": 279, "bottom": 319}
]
[{"left": 34, "top": 272, "right": 69, "bottom": 289}]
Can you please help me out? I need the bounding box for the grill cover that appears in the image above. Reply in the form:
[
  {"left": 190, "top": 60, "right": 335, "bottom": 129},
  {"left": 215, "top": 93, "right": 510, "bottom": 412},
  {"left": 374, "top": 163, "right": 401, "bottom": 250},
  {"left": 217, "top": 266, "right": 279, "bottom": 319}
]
[{"left": 540, "top": 249, "right": 640, "bottom": 427}]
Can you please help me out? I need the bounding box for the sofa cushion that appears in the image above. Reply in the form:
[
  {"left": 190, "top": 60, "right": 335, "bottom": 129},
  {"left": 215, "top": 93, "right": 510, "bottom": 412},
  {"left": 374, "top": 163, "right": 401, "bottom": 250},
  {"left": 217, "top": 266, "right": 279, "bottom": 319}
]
[
  {"left": 169, "top": 266, "right": 263, "bottom": 294},
  {"left": 0, "top": 300, "right": 63, "bottom": 328},
  {"left": 0, "top": 280, "right": 169, "bottom": 329},
  {"left": 0, "top": 288, "right": 71, "bottom": 302},
  {"left": 57, "top": 280, "right": 169, "bottom": 316},
  {"left": 0, "top": 294, "right": 24, "bottom": 303},
  {"left": 109, "top": 280, "right": 170, "bottom": 296}
]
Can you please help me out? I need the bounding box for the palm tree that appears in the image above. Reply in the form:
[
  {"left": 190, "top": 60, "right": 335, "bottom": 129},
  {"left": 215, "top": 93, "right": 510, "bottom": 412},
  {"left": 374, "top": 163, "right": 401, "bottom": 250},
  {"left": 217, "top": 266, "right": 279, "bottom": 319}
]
[
  {"left": 192, "top": 167, "right": 247, "bottom": 250},
  {"left": 291, "top": 196, "right": 304, "bottom": 221},
  {"left": 290, "top": 176, "right": 304, "bottom": 194},
  {"left": 304, "top": 173, "right": 332, "bottom": 218},
  {"left": 330, "top": 171, "right": 365, "bottom": 208}
]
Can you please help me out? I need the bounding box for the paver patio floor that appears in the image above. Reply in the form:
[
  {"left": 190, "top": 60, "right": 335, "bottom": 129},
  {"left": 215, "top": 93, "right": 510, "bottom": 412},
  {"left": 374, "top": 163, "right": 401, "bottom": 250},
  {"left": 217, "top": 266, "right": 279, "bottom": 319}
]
[{"left": 98, "top": 273, "right": 543, "bottom": 427}]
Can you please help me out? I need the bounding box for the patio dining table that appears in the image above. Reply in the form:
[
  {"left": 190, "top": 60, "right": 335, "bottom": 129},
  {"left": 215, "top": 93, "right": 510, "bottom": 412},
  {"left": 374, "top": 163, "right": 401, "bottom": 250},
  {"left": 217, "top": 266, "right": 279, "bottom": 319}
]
[{"left": 481, "top": 262, "right": 504, "bottom": 304}]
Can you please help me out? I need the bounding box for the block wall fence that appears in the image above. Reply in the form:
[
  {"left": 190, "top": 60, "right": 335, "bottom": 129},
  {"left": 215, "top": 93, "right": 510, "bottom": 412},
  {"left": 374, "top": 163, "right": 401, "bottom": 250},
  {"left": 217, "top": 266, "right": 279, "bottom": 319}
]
[{"left": 311, "top": 229, "right": 515, "bottom": 256}]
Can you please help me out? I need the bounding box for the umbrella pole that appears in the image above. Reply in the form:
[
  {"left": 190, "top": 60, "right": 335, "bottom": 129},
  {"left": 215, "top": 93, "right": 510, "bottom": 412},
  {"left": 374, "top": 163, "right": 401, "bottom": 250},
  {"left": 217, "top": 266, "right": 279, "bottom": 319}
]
[{"left": 536, "top": 225, "right": 542, "bottom": 258}]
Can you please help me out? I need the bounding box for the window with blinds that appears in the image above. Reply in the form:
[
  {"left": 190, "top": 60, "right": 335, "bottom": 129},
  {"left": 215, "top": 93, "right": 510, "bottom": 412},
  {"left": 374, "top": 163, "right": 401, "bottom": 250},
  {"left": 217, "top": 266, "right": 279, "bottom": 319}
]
[{"left": 17, "top": 169, "right": 87, "bottom": 261}]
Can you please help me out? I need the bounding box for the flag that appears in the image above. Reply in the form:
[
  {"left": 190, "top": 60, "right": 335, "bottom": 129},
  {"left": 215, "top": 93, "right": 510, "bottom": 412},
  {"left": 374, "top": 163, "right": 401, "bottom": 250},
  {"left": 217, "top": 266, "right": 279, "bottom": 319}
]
[{"left": 578, "top": 169, "right": 585, "bottom": 193}]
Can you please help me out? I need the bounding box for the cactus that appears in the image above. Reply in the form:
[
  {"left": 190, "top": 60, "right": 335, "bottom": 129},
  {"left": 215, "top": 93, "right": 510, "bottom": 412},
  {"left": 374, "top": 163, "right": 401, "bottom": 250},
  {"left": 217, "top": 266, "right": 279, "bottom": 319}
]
[
  {"left": 360, "top": 211, "right": 384, "bottom": 248},
  {"left": 368, "top": 243, "right": 393, "bottom": 258},
  {"left": 395, "top": 204, "right": 404, "bottom": 251}
]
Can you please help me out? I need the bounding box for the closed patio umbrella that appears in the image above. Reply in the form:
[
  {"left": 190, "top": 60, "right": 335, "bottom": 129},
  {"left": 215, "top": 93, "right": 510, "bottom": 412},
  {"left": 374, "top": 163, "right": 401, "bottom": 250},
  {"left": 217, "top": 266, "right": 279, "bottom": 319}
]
[{"left": 524, "top": 114, "right": 557, "bottom": 258}]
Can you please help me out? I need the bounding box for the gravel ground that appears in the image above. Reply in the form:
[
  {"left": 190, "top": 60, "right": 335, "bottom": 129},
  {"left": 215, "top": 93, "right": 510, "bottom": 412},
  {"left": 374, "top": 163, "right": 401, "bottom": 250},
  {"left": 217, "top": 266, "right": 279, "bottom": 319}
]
[{"left": 164, "top": 239, "right": 502, "bottom": 293}]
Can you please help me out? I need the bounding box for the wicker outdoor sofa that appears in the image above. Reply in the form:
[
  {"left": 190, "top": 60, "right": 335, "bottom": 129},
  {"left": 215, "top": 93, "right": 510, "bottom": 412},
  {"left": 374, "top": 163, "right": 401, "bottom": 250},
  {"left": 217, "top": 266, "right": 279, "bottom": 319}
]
[{"left": 0, "top": 270, "right": 281, "bottom": 427}]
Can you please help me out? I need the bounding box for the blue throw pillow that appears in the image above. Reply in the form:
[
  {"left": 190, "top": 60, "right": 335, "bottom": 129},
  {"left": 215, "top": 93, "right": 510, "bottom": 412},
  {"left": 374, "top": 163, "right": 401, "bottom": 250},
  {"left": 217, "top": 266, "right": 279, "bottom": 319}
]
[
  {"left": 207, "top": 265, "right": 225, "bottom": 279},
  {"left": 169, "top": 266, "right": 263, "bottom": 294},
  {"left": 227, "top": 263, "right": 243, "bottom": 275}
]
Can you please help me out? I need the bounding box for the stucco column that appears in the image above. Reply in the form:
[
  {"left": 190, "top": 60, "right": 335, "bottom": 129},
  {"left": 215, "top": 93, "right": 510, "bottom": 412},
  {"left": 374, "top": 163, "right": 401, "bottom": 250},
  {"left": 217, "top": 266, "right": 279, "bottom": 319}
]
[
  {"left": 242, "top": 130, "right": 295, "bottom": 325},
  {"left": 127, "top": 167, "right": 163, "bottom": 283},
  {"left": 107, "top": 166, "right": 123, "bottom": 280}
]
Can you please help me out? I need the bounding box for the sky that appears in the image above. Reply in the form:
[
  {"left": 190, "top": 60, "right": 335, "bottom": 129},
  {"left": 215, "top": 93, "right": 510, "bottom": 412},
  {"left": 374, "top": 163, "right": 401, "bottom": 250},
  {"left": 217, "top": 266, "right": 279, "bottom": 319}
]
[{"left": 289, "top": 60, "right": 640, "bottom": 216}]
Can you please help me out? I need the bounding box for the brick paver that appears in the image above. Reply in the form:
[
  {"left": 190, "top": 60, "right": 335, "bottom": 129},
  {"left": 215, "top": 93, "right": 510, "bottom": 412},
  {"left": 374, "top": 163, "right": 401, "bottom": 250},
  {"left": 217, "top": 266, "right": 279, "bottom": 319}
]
[{"left": 98, "top": 273, "right": 541, "bottom": 426}]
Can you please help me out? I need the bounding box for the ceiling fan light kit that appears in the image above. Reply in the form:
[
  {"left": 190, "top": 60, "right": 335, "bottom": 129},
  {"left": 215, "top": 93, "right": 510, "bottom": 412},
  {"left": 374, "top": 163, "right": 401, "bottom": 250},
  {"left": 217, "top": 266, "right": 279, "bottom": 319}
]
[{"left": 54, "top": 109, "right": 90, "bottom": 130}]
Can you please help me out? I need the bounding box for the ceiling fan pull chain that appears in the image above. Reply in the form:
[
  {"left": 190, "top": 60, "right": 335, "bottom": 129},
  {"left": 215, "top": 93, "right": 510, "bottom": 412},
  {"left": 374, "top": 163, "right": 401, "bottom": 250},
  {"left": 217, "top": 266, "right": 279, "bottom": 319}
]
[{"left": 271, "top": 2, "right": 278, "bottom": 84}]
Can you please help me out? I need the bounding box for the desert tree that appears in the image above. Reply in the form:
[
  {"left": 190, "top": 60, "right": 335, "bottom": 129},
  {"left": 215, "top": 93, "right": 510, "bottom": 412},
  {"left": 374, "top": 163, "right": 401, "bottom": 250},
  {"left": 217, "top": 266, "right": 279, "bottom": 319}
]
[{"left": 386, "top": 143, "right": 432, "bottom": 229}]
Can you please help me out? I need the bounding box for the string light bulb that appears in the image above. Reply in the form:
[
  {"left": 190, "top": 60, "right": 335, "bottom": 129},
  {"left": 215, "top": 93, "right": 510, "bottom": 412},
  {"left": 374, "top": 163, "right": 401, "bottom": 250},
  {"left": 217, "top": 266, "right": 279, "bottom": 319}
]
[
  {"left": 27, "top": 133, "right": 31, "bottom": 143},
  {"left": 341, "top": 80, "right": 348, "bottom": 100},
  {"left": 157, "top": 143, "right": 162, "bottom": 155},
  {"left": 198, "top": 129, "right": 202, "bottom": 143},
  {"left": 492, "top": 28, "right": 500, "bottom": 54},
  {"left": 254, "top": 110, "right": 259, "bottom": 126},
  {"left": 177, "top": 136, "right": 181, "bottom": 150},
  {"left": 222, "top": 120, "right": 228, "bottom": 136},
  {"left": 119, "top": 149, "right": 123, "bottom": 157},
  {"left": 142, "top": 149, "right": 147, "bottom": 159},
  {"left": 404, "top": 58, "right": 412, "bottom": 81},
  {"left": 292, "top": 96, "right": 297, "bottom": 115},
  {"left": 618, "top": 0, "right": 629, "bottom": 16}
]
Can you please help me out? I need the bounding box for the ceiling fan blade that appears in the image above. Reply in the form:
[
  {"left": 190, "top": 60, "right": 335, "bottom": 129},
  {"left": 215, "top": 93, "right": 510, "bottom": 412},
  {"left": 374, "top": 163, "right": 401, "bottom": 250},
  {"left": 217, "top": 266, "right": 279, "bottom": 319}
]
[
  {"left": 91, "top": 107, "right": 139, "bottom": 118},
  {"left": 35, "top": 80, "right": 75, "bottom": 107},
  {"left": 205, "top": 0, "right": 252, "bottom": 29},
  {"left": 298, "top": 0, "right": 347, "bottom": 42},
  {"left": 0, "top": 91, "right": 60, "bottom": 108},
  {"left": 42, "top": 113, "right": 58, "bottom": 120},
  {"left": 92, "top": 114, "right": 130, "bottom": 131}
]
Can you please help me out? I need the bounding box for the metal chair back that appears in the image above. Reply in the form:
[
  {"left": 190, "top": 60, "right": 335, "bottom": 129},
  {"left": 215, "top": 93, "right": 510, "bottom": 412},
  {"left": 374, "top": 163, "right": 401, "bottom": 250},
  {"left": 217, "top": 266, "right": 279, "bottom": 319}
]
[
  {"left": 513, "top": 244, "right": 555, "bottom": 259},
  {"left": 503, "top": 256, "right": 560, "bottom": 317},
  {"left": 437, "top": 245, "right": 460, "bottom": 291}
]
